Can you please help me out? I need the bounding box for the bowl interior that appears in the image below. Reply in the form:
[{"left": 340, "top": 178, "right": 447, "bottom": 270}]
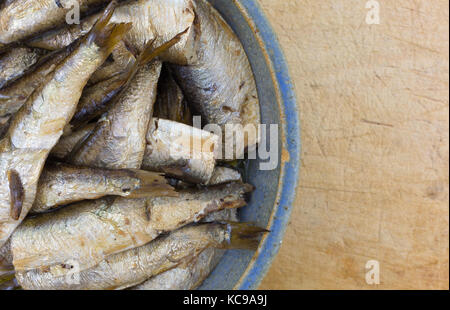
[{"left": 199, "top": 0, "right": 283, "bottom": 290}]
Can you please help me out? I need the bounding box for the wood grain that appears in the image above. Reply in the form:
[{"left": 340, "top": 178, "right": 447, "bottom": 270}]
[{"left": 257, "top": 0, "right": 449, "bottom": 290}]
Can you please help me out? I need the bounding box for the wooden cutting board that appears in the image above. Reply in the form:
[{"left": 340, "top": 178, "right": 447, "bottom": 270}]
[{"left": 258, "top": 0, "right": 449, "bottom": 290}]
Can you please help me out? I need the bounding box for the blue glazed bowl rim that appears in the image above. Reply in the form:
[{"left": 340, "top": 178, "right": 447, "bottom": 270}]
[{"left": 228, "top": 0, "right": 301, "bottom": 289}]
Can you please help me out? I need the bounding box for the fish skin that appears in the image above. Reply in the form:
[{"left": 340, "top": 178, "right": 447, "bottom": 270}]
[
  {"left": 171, "top": 0, "right": 261, "bottom": 159},
  {"left": 16, "top": 220, "right": 262, "bottom": 290},
  {"left": 11, "top": 182, "right": 252, "bottom": 274},
  {"left": 0, "top": 47, "right": 45, "bottom": 89},
  {"left": 30, "top": 162, "right": 174, "bottom": 214},
  {"left": 142, "top": 118, "right": 220, "bottom": 184},
  {"left": 0, "top": 0, "right": 110, "bottom": 46},
  {"left": 70, "top": 60, "right": 162, "bottom": 169},
  {"left": 53, "top": 118, "right": 222, "bottom": 184},
  {"left": 10, "top": 34, "right": 185, "bottom": 276},
  {"left": 26, "top": 13, "right": 100, "bottom": 51},
  {"left": 0, "top": 239, "right": 12, "bottom": 273},
  {"left": 153, "top": 65, "right": 192, "bottom": 126},
  {"left": 24, "top": 0, "right": 261, "bottom": 159},
  {"left": 0, "top": 48, "right": 73, "bottom": 119},
  {"left": 27, "top": 0, "right": 197, "bottom": 65},
  {"left": 69, "top": 69, "right": 131, "bottom": 132},
  {"left": 206, "top": 167, "right": 243, "bottom": 186},
  {"left": 50, "top": 123, "right": 96, "bottom": 159},
  {"left": 132, "top": 209, "right": 238, "bottom": 290},
  {"left": 0, "top": 116, "right": 10, "bottom": 141},
  {"left": 134, "top": 170, "right": 241, "bottom": 291},
  {"left": 0, "top": 2, "right": 130, "bottom": 248}
]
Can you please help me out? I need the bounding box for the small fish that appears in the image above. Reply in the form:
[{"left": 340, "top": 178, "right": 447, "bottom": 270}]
[
  {"left": 27, "top": 0, "right": 197, "bottom": 64},
  {"left": 171, "top": 0, "right": 261, "bottom": 159},
  {"left": 69, "top": 69, "right": 131, "bottom": 132},
  {"left": 53, "top": 117, "right": 222, "bottom": 184},
  {"left": 16, "top": 221, "right": 266, "bottom": 290},
  {"left": 130, "top": 167, "right": 243, "bottom": 290},
  {"left": 0, "top": 0, "right": 110, "bottom": 46},
  {"left": 153, "top": 65, "right": 193, "bottom": 126},
  {"left": 133, "top": 209, "right": 239, "bottom": 290},
  {"left": 50, "top": 124, "right": 96, "bottom": 159},
  {"left": 69, "top": 32, "right": 186, "bottom": 169},
  {"left": 0, "top": 47, "right": 45, "bottom": 89},
  {"left": 142, "top": 118, "right": 220, "bottom": 184},
  {"left": 0, "top": 48, "right": 73, "bottom": 119},
  {"left": 0, "top": 1, "right": 130, "bottom": 248},
  {"left": 26, "top": 13, "right": 100, "bottom": 51},
  {"left": 31, "top": 162, "right": 175, "bottom": 214},
  {"left": 11, "top": 182, "right": 253, "bottom": 274}
]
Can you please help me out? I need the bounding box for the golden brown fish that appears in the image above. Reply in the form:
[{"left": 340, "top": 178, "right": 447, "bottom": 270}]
[
  {"left": 16, "top": 221, "right": 265, "bottom": 290},
  {"left": 0, "top": 1, "right": 130, "bottom": 248},
  {"left": 142, "top": 118, "right": 220, "bottom": 184},
  {"left": 67, "top": 34, "right": 189, "bottom": 169},
  {"left": 0, "top": 0, "right": 110, "bottom": 46},
  {"left": 132, "top": 208, "right": 239, "bottom": 290},
  {"left": 31, "top": 162, "right": 175, "bottom": 214},
  {"left": 11, "top": 182, "right": 253, "bottom": 274},
  {"left": 153, "top": 65, "right": 192, "bottom": 126},
  {"left": 171, "top": 0, "right": 261, "bottom": 159},
  {"left": 53, "top": 117, "right": 223, "bottom": 184},
  {"left": 0, "top": 47, "right": 45, "bottom": 89}
]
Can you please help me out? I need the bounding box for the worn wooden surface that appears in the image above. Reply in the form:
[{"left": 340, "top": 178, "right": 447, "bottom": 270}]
[{"left": 257, "top": 0, "right": 449, "bottom": 290}]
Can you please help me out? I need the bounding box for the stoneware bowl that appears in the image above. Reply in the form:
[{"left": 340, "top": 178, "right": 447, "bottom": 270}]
[{"left": 200, "top": 0, "right": 300, "bottom": 289}]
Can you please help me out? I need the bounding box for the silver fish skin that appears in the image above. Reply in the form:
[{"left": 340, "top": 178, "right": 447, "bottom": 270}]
[
  {"left": 0, "top": 47, "right": 45, "bottom": 89},
  {"left": 172, "top": 0, "right": 261, "bottom": 159},
  {"left": 0, "top": 0, "right": 110, "bottom": 46},
  {"left": 70, "top": 60, "right": 162, "bottom": 169},
  {"left": 11, "top": 182, "right": 252, "bottom": 274},
  {"left": 0, "top": 2, "right": 130, "bottom": 248},
  {"left": 132, "top": 209, "right": 238, "bottom": 290},
  {"left": 16, "top": 220, "right": 263, "bottom": 290},
  {"left": 30, "top": 162, "right": 174, "bottom": 214},
  {"left": 142, "top": 118, "right": 220, "bottom": 184}
]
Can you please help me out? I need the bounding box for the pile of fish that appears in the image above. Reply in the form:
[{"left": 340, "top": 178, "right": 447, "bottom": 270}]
[{"left": 0, "top": 0, "right": 264, "bottom": 290}]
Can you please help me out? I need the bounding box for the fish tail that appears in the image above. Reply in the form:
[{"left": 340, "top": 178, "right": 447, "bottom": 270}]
[
  {"left": 222, "top": 222, "right": 269, "bottom": 250},
  {"left": 127, "top": 170, "right": 178, "bottom": 198},
  {"left": 7, "top": 170, "right": 24, "bottom": 221},
  {"left": 87, "top": 1, "right": 131, "bottom": 54},
  {"left": 138, "top": 28, "right": 190, "bottom": 66}
]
